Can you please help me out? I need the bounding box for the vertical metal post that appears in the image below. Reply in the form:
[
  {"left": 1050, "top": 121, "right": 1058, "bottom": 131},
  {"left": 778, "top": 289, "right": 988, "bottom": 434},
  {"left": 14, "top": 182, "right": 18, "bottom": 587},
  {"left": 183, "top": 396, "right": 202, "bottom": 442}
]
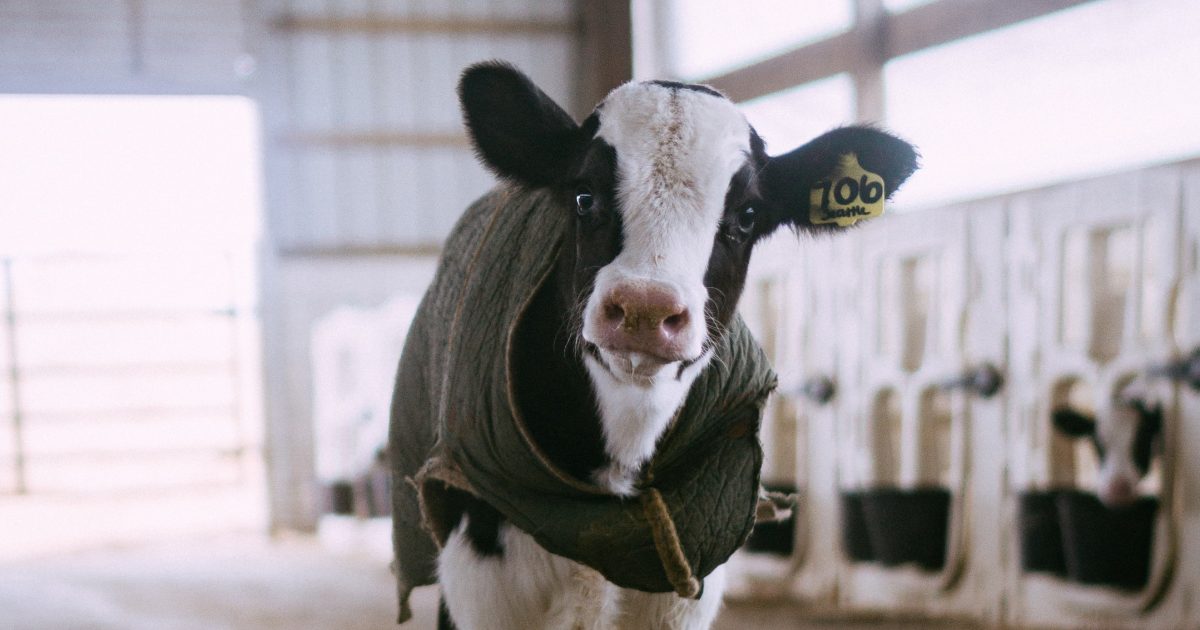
[
  {"left": 224, "top": 251, "right": 247, "bottom": 483},
  {"left": 127, "top": 0, "right": 145, "bottom": 75},
  {"left": 577, "top": 0, "right": 634, "bottom": 118},
  {"left": 852, "top": 0, "right": 888, "bottom": 123},
  {"left": 3, "top": 258, "right": 27, "bottom": 494}
]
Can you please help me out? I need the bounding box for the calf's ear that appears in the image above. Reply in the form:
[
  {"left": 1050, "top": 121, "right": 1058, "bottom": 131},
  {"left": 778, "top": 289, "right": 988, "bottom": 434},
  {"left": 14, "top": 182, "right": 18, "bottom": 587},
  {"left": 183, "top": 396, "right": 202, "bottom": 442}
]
[
  {"left": 760, "top": 126, "right": 918, "bottom": 232},
  {"left": 1052, "top": 408, "right": 1096, "bottom": 437},
  {"left": 458, "top": 61, "right": 584, "bottom": 188}
]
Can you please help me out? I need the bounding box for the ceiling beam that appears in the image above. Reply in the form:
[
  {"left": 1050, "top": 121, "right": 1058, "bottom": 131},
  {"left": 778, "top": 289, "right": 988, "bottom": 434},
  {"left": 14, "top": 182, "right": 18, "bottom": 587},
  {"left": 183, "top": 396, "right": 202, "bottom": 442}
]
[
  {"left": 272, "top": 15, "right": 575, "bottom": 36},
  {"left": 704, "top": 0, "right": 1097, "bottom": 103}
]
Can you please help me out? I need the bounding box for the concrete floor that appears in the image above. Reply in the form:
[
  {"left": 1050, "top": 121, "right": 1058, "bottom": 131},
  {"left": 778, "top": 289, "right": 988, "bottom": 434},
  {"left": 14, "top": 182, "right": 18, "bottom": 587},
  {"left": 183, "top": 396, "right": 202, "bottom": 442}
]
[{"left": 0, "top": 535, "right": 976, "bottom": 630}]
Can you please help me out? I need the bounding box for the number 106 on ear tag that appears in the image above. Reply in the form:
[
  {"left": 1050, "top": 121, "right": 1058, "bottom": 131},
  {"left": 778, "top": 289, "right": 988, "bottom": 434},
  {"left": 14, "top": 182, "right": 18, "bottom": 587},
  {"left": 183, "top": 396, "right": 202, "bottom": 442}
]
[{"left": 809, "top": 153, "right": 886, "bottom": 227}]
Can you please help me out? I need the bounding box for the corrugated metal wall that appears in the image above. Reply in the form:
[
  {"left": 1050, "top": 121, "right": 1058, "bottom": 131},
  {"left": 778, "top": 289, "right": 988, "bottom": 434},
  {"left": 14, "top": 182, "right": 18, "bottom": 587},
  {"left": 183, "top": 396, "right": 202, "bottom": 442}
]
[
  {"left": 0, "top": 0, "right": 251, "bottom": 95},
  {"left": 257, "top": 0, "right": 579, "bottom": 251}
]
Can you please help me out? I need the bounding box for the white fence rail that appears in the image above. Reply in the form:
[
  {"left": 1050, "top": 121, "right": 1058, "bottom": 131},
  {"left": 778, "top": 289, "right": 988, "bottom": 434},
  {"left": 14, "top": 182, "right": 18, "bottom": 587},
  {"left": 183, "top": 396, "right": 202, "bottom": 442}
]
[{"left": 0, "top": 253, "right": 258, "bottom": 497}]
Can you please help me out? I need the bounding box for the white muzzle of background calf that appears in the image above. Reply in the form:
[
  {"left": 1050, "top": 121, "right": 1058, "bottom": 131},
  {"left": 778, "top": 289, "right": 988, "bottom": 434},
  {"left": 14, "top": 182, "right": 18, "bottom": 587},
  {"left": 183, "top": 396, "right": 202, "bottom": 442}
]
[{"left": 1095, "top": 403, "right": 1144, "bottom": 507}]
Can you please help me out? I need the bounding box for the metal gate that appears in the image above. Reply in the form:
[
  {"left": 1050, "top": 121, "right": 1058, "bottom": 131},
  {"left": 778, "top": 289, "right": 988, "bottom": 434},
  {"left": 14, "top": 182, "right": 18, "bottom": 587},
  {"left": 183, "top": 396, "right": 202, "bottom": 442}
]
[{"left": 0, "top": 253, "right": 262, "bottom": 556}]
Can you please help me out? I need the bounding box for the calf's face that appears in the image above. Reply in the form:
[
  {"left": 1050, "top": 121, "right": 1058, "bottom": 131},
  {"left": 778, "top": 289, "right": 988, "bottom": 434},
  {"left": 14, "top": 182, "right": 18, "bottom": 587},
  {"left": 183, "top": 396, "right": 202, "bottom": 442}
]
[
  {"left": 1053, "top": 398, "right": 1162, "bottom": 507},
  {"left": 459, "top": 63, "right": 918, "bottom": 381}
]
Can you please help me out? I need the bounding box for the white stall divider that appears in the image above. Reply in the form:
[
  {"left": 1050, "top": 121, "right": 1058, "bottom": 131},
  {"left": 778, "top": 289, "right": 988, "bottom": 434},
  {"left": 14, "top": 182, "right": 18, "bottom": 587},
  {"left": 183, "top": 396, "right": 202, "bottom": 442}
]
[
  {"left": 734, "top": 159, "right": 1200, "bottom": 627},
  {"left": 1006, "top": 165, "right": 1188, "bottom": 627},
  {"left": 730, "top": 231, "right": 846, "bottom": 602}
]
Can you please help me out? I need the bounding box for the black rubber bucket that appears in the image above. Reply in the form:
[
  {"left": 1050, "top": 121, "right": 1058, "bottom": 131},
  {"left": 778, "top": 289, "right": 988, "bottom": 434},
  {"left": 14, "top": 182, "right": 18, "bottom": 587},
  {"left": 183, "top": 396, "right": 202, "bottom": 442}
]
[
  {"left": 1057, "top": 490, "right": 1158, "bottom": 590},
  {"left": 840, "top": 491, "right": 875, "bottom": 562},
  {"left": 363, "top": 466, "right": 392, "bottom": 517},
  {"left": 1017, "top": 489, "right": 1067, "bottom": 576},
  {"left": 861, "top": 487, "right": 951, "bottom": 570},
  {"left": 745, "top": 483, "right": 797, "bottom": 555},
  {"left": 326, "top": 481, "right": 355, "bottom": 515}
]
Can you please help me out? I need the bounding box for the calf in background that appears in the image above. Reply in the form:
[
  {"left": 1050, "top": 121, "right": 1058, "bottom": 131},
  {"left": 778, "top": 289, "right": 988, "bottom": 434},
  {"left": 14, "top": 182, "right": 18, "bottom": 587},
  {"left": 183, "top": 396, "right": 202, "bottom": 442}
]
[{"left": 1052, "top": 386, "right": 1163, "bottom": 508}]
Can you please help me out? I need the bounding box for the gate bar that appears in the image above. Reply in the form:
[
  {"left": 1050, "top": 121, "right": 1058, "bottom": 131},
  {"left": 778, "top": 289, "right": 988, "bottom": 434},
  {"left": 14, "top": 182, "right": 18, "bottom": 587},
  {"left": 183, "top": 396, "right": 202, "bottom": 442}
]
[{"left": 2, "top": 258, "right": 26, "bottom": 494}]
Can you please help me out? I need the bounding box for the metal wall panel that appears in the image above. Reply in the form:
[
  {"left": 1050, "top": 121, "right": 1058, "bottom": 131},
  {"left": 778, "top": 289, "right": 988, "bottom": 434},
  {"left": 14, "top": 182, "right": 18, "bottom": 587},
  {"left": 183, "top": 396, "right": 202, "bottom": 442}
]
[
  {"left": 0, "top": 0, "right": 249, "bottom": 94},
  {"left": 262, "top": 0, "right": 578, "bottom": 251}
]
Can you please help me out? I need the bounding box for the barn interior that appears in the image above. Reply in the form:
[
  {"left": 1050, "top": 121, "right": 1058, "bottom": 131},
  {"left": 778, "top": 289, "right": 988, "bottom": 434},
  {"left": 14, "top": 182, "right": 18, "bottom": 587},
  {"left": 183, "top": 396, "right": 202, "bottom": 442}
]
[{"left": 2, "top": 1, "right": 1200, "bottom": 629}]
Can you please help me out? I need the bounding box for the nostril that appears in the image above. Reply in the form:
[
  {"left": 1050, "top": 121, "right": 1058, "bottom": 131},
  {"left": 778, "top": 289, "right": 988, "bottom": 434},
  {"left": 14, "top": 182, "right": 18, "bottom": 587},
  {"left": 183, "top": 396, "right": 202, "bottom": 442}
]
[
  {"left": 602, "top": 301, "right": 625, "bottom": 326},
  {"left": 662, "top": 310, "right": 688, "bottom": 335}
]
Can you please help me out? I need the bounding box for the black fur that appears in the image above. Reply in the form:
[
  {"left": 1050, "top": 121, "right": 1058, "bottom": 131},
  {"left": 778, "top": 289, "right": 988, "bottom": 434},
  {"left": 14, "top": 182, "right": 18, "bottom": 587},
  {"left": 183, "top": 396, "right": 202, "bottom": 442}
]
[
  {"left": 647, "top": 80, "right": 726, "bottom": 99},
  {"left": 440, "top": 486, "right": 506, "bottom": 557},
  {"left": 1131, "top": 403, "right": 1163, "bottom": 475},
  {"left": 1052, "top": 407, "right": 1106, "bottom": 460},
  {"left": 513, "top": 265, "right": 609, "bottom": 482},
  {"left": 459, "top": 61, "right": 586, "bottom": 187},
  {"left": 1052, "top": 404, "right": 1163, "bottom": 475},
  {"left": 438, "top": 596, "right": 458, "bottom": 630}
]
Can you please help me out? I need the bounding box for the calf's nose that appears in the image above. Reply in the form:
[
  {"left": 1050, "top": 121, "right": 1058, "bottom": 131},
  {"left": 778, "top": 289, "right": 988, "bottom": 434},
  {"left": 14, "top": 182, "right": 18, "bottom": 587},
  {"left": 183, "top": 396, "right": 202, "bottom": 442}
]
[
  {"left": 1100, "top": 477, "right": 1136, "bottom": 508},
  {"left": 597, "top": 283, "right": 691, "bottom": 358}
]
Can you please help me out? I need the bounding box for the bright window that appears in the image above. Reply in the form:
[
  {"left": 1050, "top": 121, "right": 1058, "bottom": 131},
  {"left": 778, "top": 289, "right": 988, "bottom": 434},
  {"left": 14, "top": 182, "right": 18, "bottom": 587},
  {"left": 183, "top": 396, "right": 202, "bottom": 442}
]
[
  {"left": 639, "top": 0, "right": 1200, "bottom": 209},
  {"left": 0, "top": 95, "right": 262, "bottom": 255},
  {"left": 740, "top": 74, "right": 855, "bottom": 154},
  {"left": 659, "top": 0, "right": 852, "bottom": 80},
  {"left": 886, "top": 0, "right": 1200, "bottom": 208},
  {"left": 0, "top": 95, "right": 266, "bottom": 556}
]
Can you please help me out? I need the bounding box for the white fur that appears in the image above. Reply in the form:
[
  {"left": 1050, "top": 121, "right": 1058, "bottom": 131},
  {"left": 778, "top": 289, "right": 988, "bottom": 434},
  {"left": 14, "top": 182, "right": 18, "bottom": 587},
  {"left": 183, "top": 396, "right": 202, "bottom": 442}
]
[
  {"left": 440, "top": 518, "right": 725, "bottom": 630},
  {"left": 439, "top": 519, "right": 578, "bottom": 630},
  {"left": 1096, "top": 397, "right": 1145, "bottom": 505},
  {"left": 585, "top": 349, "right": 712, "bottom": 495},
  {"left": 1096, "top": 423, "right": 1137, "bottom": 505}
]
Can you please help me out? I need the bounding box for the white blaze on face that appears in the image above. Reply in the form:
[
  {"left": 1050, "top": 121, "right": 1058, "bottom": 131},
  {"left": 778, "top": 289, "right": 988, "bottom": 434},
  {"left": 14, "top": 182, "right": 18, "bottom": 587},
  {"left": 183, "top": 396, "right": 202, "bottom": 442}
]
[
  {"left": 578, "top": 83, "right": 755, "bottom": 496},
  {"left": 1096, "top": 403, "right": 1143, "bottom": 506},
  {"left": 582, "top": 83, "right": 753, "bottom": 364}
]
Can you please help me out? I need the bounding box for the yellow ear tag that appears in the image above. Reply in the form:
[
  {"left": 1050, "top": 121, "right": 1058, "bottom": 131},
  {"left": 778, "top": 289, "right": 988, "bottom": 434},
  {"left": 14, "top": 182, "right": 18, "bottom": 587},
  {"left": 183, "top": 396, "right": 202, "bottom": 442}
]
[{"left": 808, "top": 153, "right": 886, "bottom": 227}]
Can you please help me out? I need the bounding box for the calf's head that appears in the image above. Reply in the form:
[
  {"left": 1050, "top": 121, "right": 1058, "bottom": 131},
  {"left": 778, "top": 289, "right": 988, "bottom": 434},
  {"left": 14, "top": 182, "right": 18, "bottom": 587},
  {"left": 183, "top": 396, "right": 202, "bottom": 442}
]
[
  {"left": 1052, "top": 396, "right": 1163, "bottom": 508},
  {"left": 459, "top": 62, "right": 918, "bottom": 381}
]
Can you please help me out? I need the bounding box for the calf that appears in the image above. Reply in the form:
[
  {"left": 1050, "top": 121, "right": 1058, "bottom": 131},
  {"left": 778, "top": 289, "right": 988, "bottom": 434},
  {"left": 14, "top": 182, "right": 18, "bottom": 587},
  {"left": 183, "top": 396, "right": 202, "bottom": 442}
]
[
  {"left": 1052, "top": 388, "right": 1163, "bottom": 508},
  {"left": 390, "top": 62, "right": 918, "bottom": 630}
]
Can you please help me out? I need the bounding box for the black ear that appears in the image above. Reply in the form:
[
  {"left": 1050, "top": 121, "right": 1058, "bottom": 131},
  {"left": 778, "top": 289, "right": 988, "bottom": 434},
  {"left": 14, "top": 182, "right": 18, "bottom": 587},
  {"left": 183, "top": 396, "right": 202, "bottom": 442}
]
[
  {"left": 1052, "top": 408, "right": 1097, "bottom": 437},
  {"left": 458, "top": 61, "right": 583, "bottom": 187},
  {"left": 760, "top": 126, "right": 918, "bottom": 232}
]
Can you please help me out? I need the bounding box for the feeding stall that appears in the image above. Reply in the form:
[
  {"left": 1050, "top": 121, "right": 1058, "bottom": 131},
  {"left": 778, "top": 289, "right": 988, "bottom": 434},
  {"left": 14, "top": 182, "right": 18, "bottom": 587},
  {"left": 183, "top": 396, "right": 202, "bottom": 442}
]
[{"left": 734, "top": 158, "right": 1200, "bottom": 628}]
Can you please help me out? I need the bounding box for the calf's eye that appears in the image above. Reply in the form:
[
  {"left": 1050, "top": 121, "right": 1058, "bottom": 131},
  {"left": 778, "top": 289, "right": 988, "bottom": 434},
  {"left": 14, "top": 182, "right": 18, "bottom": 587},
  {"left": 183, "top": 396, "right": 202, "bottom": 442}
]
[
  {"left": 734, "top": 207, "right": 753, "bottom": 231},
  {"left": 575, "top": 189, "right": 595, "bottom": 215},
  {"left": 721, "top": 206, "right": 757, "bottom": 243}
]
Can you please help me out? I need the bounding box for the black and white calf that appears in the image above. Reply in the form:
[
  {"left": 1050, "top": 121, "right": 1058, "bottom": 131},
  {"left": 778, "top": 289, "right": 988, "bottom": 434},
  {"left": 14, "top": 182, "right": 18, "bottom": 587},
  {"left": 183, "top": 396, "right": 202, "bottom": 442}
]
[
  {"left": 435, "top": 62, "right": 917, "bottom": 630},
  {"left": 1052, "top": 387, "right": 1163, "bottom": 508}
]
